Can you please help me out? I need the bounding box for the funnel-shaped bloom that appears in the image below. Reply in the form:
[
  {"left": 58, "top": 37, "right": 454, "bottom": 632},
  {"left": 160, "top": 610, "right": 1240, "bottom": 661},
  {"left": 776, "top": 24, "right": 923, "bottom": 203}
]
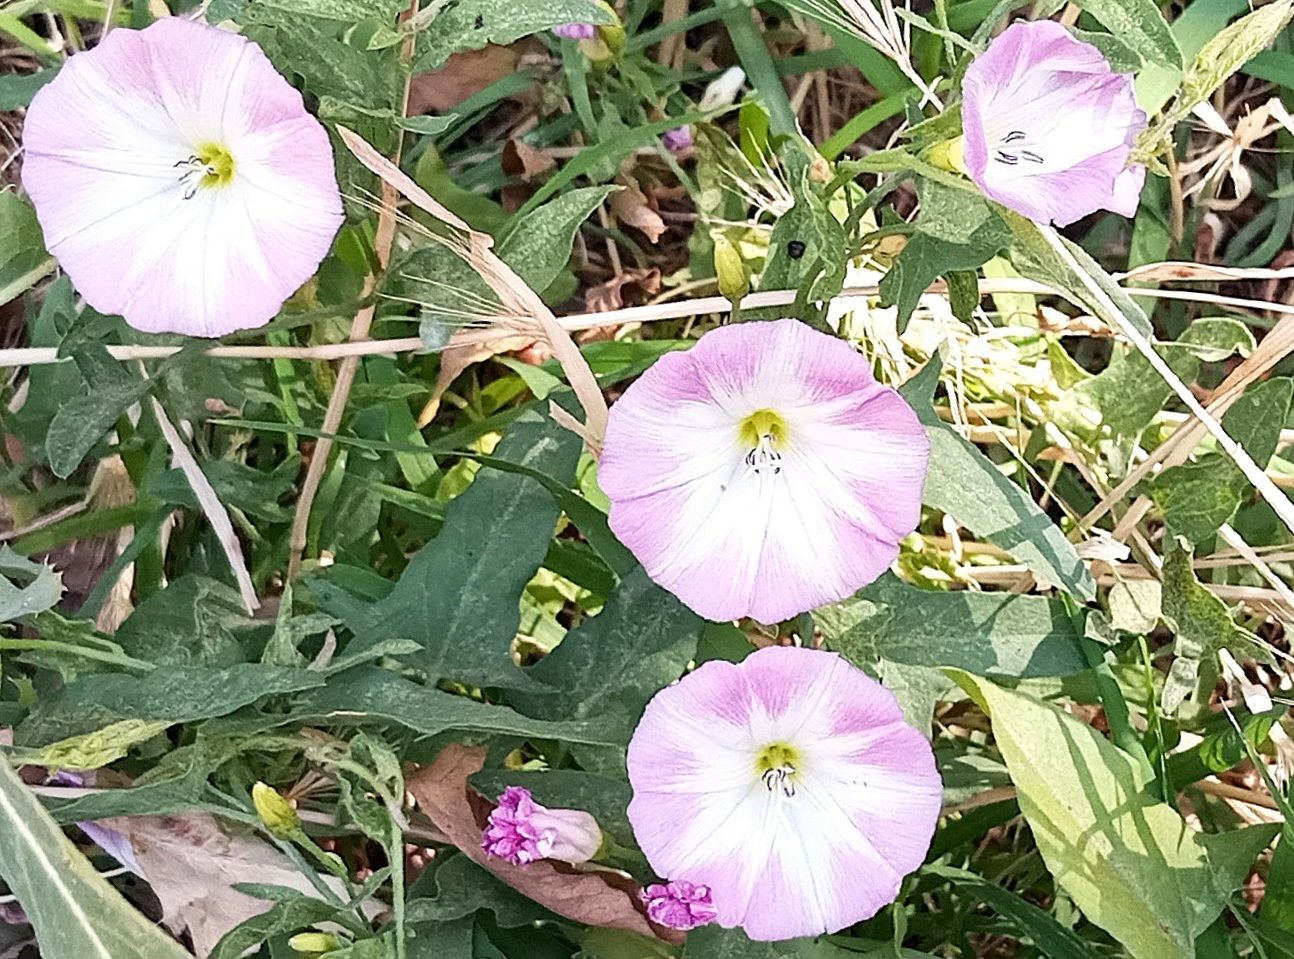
[
  {"left": 599, "top": 318, "right": 929, "bottom": 623},
  {"left": 481, "top": 786, "right": 602, "bottom": 866},
  {"left": 961, "top": 20, "right": 1147, "bottom": 226},
  {"left": 22, "top": 18, "right": 343, "bottom": 337},
  {"left": 627, "top": 646, "right": 941, "bottom": 941}
]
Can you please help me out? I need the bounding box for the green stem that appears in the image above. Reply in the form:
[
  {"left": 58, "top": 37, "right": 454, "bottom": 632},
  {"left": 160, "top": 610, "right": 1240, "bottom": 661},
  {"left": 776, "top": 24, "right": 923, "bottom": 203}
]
[{"left": 719, "top": 0, "right": 798, "bottom": 137}]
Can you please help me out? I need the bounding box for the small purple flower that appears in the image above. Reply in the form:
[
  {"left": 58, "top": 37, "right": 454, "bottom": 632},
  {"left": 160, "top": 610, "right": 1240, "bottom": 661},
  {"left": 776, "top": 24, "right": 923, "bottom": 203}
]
[
  {"left": 661, "top": 125, "right": 693, "bottom": 154},
  {"left": 481, "top": 786, "right": 602, "bottom": 866},
  {"left": 961, "top": 20, "right": 1147, "bottom": 226},
  {"left": 641, "top": 880, "right": 718, "bottom": 930},
  {"left": 552, "top": 22, "right": 597, "bottom": 40}
]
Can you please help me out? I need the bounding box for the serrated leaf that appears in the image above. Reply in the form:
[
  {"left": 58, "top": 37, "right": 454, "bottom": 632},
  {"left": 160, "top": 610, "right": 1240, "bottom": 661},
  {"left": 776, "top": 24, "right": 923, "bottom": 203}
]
[
  {"left": 497, "top": 185, "right": 617, "bottom": 292},
  {"left": 414, "top": 0, "right": 615, "bottom": 71},
  {"left": 315, "top": 402, "right": 581, "bottom": 688},
  {"left": 1076, "top": 0, "right": 1180, "bottom": 68},
  {"left": 0, "top": 764, "right": 192, "bottom": 959},
  {"left": 952, "top": 673, "right": 1263, "bottom": 959},
  {"left": 0, "top": 546, "right": 62, "bottom": 622},
  {"left": 818, "top": 573, "right": 1086, "bottom": 677}
]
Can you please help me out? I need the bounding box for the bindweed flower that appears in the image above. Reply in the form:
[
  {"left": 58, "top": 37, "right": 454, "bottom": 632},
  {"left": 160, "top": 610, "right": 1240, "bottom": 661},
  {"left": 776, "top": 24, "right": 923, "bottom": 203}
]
[
  {"left": 662, "top": 125, "right": 694, "bottom": 154},
  {"left": 552, "top": 22, "right": 597, "bottom": 39},
  {"left": 599, "top": 318, "right": 929, "bottom": 624},
  {"left": 481, "top": 786, "right": 602, "bottom": 866},
  {"left": 960, "top": 20, "right": 1147, "bottom": 226},
  {"left": 641, "top": 880, "right": 718, "bottom": 931},
  {"left": 627, "top": 646, "right": 941, "bottom": 941},
  {"left": 21, "top": 18, "right": 343, "bottom": 337}
]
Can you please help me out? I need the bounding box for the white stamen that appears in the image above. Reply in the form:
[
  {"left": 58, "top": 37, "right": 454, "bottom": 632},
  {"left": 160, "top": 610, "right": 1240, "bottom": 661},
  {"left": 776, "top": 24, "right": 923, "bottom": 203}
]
[
  {"left": 743, "top": 434, "right": 783, "bottom": 477},
  {"left": 175, "top": 155, "right": 218, "bottom": 200}
]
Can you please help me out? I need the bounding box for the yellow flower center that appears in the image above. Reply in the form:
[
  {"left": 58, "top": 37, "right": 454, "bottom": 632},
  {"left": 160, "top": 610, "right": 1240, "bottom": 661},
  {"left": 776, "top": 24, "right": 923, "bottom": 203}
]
[
  {"left": 195, "top": 142, "right": 236, "bottom": 188},
  {"left": 755, "top": 741, "right": 801, "bottom": 797},
  {"left": 738, "top": 408, "right": 787, "bottom": 449}
]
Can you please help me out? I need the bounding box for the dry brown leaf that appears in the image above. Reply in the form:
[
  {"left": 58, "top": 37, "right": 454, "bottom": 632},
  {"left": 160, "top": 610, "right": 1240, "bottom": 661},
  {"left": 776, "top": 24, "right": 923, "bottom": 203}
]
[
  {"left": 408, "top": 45, "right": 519, "bottom": 114},
  {"left": 502, "top": 139, "right": 557, "bottom": 181},
  {"left": 417, "top": 332, "right": 535, "bottom": 427},
  {"left": 407, "top": 744, "right": 683, "bottom": 945},
  {"left": 609, "top": 181, "right": 666, "bottom": 244},
  {"left": 337, "top": 126, "right": 608, "bottom": 452},
  {"left": 585, "top": 268, "right": 662, "bottom": 313},
  {"left": 97, "top": 812, "right": 361, "bottom": 958}
]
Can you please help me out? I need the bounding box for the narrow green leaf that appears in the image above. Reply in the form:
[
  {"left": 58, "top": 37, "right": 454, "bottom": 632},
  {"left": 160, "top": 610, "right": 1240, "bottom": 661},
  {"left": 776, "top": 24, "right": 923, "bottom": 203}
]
[
  {"left": 497, "top": 185, "right": 618, "bottom": 292},
  {"left": 0, "top": 761, "right": 192, "bottom": 959},
  {"left": 0, "top": 547, "right": 62, "bottom": 622}
]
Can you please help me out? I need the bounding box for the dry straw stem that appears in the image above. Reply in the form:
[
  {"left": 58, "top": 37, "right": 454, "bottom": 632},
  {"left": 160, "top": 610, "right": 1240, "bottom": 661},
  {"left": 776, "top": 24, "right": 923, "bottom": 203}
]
[
  {"left": 4, "top": 264, "right": 1294, "bottom": 369},
  {"left": 148, "top": 395, "right": 258, "bottom": 614},
  {"left": 335, "top": 126, "right": 610, "bottom": 451},
  {"left": 285, "top": 0, "right": 418, "bottom": 581},
  {"left": 1038, "top": 227, "right": 1294, "bottom": 545}
]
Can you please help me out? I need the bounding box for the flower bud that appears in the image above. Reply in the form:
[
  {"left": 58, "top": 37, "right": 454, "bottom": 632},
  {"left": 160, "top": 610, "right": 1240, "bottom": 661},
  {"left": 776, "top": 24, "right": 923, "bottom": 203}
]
[
  {"left": 713, "top": 234, "right": 749, "bottom": 305},
  {"left": 926, "top": 136, "right": 967, "bottom": 175},
  {"left": 481, "top": 786, "right": 603, "bottom": 866},
  {"left": 288, "top": 932, "right": 340, "bottom": 954},
  {"left": 252, "top": 782, "right": 300, "bottom": 839}
]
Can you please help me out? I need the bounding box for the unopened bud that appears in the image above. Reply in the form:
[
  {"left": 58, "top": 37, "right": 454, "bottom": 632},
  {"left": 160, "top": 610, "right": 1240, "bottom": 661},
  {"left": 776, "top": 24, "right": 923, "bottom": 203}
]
[
  {"left": 713, "top": 235, "right": 749, "bottom": 305},
  {"left": 252, "top": 782, "right": 300, "bottom": 839},
  {"left": 288, "top": 932, "right": 340, "bottom": 954},
  {"left": 926, "top": 136, "right": 967, "bottom": 175}
]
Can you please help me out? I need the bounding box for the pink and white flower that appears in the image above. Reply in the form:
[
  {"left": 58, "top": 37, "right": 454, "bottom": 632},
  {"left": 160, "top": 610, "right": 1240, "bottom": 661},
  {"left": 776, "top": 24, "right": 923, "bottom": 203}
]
[
  {"left": 21, "top": 18, "right": 343, "bottom": 337},
  {"left": 640, "top": 880, "right": 718, "bottom": 931},
  {"left": 599, "top": 318, "right": 929, "bottom": 624},
  {"left": 627, "top": 646, "right": 942, "bottom": 941},
  {"left": 961, "top": 20, "right": 1147, "bottom": 226},
  {"left": 481, "top": 786, "right": 602, "bottom": 866}
]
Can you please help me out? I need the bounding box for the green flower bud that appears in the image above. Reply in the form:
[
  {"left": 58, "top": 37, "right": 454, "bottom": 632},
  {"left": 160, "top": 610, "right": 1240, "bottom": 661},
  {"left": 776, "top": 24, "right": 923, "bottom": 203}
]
[
  {"left": 713, "top": 234, "right": 749, "bottom": 305},
  {"left": 926, "top": 136, "right": 967, "bottom": 175},
  {"left": 252, "top": 782, "right": 300, "bottom": 838},
  {"left": 288, "top": 932, "right": 340, "bottom": 954}
]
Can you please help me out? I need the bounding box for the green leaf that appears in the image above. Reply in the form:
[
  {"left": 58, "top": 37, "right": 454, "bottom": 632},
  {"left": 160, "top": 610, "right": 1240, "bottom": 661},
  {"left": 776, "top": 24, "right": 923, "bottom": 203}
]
[
  {"left": 1262, "top": 838, "right": 1294, "bottom": 931},
  {"left": 1144, "top": 0, "right": 1293, "bottom": 152},
  {"left": 1160, "top": 539, "right": 1257, "bottom": 714},
  {"left": 315, "top": 402, "right": 581, "bottom": 687},
  {"left": 512, "top": 567, "right": 702, "bottom": 733},
  {"left": 220, "top": 0, "right": 404, "bottom": 21},
  {"left": 1079, "top": 317, "right": 1254, "bottom": 439},
  {"left": 879, "top": 180, "right": 1010, "bottom": 331},
  {"left": 0, "top": 188, "right": 53, "bottom": 305},
  {"left": 44, "top": 343, "right": 154, "bottom": 479},
  {"left": 952, "top": 673, "right": 1257, "bottom": 959},
  {"left": 901, "top": 360, "right": 1096, "bottom": 599},
  {"left": 242, "top": 666, "right": 626, "bottom": 747},
  {"left": 113, "top": 576, "right": 249, "bottom": 667},
  {"left": 407, "top": 853, "right": 557, "bottom": 927},
  {"left": 683, "top": 926, "right": 931, "bottom": 957},
  {"left": 0, "top": 67, "right": 55, "bottom": 110},
  {"left": 1150, "top": 378, "right": 1293, "bottom": 544},
  {"left": 414, "top": 0, "right": 615, "bottom": 71},
  {"left": 30, "top": 719, "right": 172, "bottom": 772},
  {"left": 0, "top": 546, "right": 62, "bottom": 622},
  {"left": 817, "top": 574, "right": 1086, "bottom": 677},
  {"left": 0, "top": 761, "right": 193, "bottom": 959},
  {"left": 1076, "top": 0, "right": 1180, "bottom": 68},
  {"left": 925, "top": 866, "right": 1100, "bottom": 959},
  {"left": 16, "top": 665, "right": 324, "bottom": 747},
  {"left": 210, "top": 895, "right": 343, "bottom": 959},
  {"left": 497, "top": 185, "right": 618, "bottom": 292}
]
